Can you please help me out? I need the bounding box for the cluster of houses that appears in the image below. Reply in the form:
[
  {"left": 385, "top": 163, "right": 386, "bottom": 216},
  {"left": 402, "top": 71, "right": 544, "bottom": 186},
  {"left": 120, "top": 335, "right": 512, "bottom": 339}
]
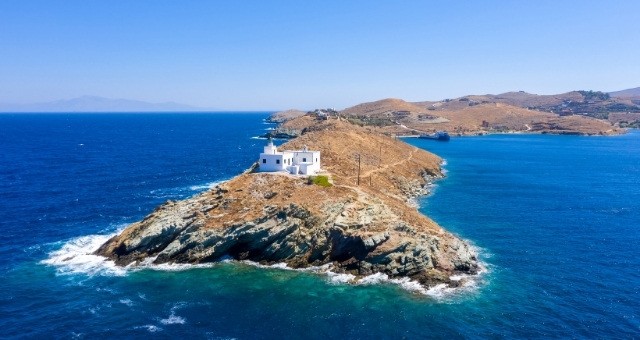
[{"left": 258, "top": 139, "right": 321, "bottom": 175}]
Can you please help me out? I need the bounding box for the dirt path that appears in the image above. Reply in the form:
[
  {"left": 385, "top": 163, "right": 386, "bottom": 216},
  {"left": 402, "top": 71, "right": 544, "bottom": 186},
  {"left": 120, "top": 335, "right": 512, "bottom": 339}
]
[{"left": 348, "top": 147, "right": 417, "bottom": 180}]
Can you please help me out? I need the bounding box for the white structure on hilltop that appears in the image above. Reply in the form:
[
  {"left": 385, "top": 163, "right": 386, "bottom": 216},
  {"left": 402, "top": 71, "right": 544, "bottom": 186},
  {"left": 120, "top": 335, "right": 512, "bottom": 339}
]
[{"left": 259, "top": 139, "right": 321, "bottom": 175}]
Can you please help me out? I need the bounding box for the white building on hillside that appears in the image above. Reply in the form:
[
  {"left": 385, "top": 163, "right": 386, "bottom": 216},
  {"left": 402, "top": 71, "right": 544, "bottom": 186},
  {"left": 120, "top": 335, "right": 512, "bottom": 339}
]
[{"left": 259, "top": 139, "right": 321, "bottom": 175}]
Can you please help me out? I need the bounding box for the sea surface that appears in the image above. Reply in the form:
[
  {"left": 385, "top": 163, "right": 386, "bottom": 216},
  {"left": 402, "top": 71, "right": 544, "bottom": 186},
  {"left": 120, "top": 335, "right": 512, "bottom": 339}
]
[{"left": 0, "top": 113, "right": 638, "bottom": 338}]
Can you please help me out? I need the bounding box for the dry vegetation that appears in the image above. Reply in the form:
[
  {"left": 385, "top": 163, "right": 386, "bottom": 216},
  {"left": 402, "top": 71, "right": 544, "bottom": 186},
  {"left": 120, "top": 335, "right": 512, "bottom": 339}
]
[
  {"left": 335, "top": 98, "right": 621, "bottom": 136},
  {"left": 97, "top": 115, "right": 479, "bottom": 284},
  {"left": 172, "top": 117, "right": 446, "bottom": 236},
  {"left": 268, "top": 109, "right": 307, "bottom": 123}
]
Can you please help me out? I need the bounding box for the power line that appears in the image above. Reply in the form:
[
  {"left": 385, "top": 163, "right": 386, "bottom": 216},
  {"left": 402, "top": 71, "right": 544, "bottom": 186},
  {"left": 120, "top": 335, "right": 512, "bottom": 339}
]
[{"left": 356, "top": 153, "right": 361, "bottom": 186}]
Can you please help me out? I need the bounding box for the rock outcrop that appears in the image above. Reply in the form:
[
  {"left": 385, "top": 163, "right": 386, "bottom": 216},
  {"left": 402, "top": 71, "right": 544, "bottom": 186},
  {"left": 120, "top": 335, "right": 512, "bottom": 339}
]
[{"left": 96, "top": 117, "right": 480, "bottom": 288}]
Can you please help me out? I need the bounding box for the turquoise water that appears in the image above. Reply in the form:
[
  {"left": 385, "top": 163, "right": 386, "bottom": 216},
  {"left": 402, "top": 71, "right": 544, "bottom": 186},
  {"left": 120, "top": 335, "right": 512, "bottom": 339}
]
[{"left": 1, "top": 114, "right": 638, "bottom": 338}]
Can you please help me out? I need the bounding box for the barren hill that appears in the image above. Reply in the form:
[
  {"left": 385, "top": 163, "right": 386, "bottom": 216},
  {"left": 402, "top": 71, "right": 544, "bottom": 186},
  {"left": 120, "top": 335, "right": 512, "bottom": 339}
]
[
  {"left": 267, "top": 109, "right": 308, "bottom": 123},
  {"left": 336, "top": 97, "right": 620, "bottom": 136},
  {"left": 609, "top": 87, "right": 640, "bottom": 100},
  {"left": 416, "top": 90, "right": 640, "bottom": 120},
  {"left": 337, "top": 98, "right": 450, "bottom": 129},
  {"left": 412, "top": 102, "right": 619, "bottom": 135},
  {"left": 96, "top": 117, "right": 479, "bottom": 289},
  {"left": 340, "top": 98, "right": 428, "bottom": 117}
]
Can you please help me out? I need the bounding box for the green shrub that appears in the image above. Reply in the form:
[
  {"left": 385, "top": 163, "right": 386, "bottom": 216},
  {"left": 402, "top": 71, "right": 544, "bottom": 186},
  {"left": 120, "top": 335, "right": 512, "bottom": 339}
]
[{"left": 308, "top": 175, "right": 332, "bottom": 187}]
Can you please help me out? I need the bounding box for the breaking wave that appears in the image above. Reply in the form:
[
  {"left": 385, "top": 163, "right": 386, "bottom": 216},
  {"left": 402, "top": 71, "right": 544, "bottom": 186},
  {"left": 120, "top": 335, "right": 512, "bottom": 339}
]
[
  {"left": 250, "top": 136, "right": 289, "bottom": 140},
  {"left": 188, "top": 179, "right": 228, "bottom": 192},
  {"left": 41, "top": 232, "right": 128, "bottom": 276},
  {"left": 147, "top": 179, "right": 229, "bottom": 199},
  {"left": 42, "top": 233, "right": 488, "bottom": 300},
  {"left": 160, "top": 313, "right": 186, "bottom": 325}
]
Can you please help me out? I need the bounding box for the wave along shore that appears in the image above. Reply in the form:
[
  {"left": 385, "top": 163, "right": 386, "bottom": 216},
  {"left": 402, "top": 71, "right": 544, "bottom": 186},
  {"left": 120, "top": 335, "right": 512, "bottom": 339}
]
[{"left": 46, "top": 116, "right": 483, "bottom": 295}]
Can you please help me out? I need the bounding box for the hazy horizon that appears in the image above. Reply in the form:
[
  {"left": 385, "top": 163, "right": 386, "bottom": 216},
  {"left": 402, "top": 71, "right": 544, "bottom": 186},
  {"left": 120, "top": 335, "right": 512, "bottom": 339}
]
[{"left": 1, "top": 1, "right": 639, "bottom": 110}]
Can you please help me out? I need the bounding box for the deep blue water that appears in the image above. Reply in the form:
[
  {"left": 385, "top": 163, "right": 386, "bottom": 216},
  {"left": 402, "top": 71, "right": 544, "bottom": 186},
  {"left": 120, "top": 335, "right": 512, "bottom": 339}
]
[{"left": 1, "top": 114, "right": 638, "bottom": 338}]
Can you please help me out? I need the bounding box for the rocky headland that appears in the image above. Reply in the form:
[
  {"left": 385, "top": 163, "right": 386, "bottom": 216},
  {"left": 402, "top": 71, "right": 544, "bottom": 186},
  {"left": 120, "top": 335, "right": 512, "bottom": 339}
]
[{"left": 95, "top": 117, "right": 480, "bottom": 289}]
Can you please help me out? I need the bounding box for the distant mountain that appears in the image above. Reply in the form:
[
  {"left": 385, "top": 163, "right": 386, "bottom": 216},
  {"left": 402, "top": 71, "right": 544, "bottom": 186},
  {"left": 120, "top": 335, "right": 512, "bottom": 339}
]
[
  {"left": 609, "top": 87, "right": 640, "bottom": 98},
  {"left": 0, "top": 95, "right": 199, "bottom": 112}
]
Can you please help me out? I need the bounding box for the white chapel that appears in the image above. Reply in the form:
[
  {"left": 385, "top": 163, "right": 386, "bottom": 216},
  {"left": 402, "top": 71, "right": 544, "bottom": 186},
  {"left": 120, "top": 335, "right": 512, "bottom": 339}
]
[{"left": 259, "top": 139, "right": 321, "bottom": 175}]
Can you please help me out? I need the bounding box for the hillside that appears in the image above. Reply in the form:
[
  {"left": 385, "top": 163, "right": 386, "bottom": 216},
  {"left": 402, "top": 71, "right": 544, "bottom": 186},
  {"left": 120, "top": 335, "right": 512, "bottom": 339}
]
[
  {"left": 266, "top": 89, "right": 634, "bottom": 136},
  {"left": 416, "top": 90, "right": 640, "bottom": 119},
  {"left": 609, "top": 87, "right": 640, "bottom": 98},
  {"left": 95, "top": 117, "right": 479, "bottom": 289},
  {"left": 267, "top": 109, "right": 308, "bottom": 123},
  {"left": 337, "top": 98, "right": 620, "bottom": 136},
  {"left": 337, "top": 98, "right": 449, "bottom": 127}
]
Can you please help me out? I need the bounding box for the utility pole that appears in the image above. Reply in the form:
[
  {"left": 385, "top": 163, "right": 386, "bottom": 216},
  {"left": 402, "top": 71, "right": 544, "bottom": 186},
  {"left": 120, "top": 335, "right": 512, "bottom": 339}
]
[{"left": 357, "top": 153, "right": 361, "bottom": 186}]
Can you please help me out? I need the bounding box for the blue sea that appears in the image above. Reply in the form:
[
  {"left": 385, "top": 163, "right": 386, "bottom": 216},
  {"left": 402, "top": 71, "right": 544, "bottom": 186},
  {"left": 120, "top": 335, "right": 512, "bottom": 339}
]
[{"left": 1, "top": 113, "right": 638, "bottom": 338}]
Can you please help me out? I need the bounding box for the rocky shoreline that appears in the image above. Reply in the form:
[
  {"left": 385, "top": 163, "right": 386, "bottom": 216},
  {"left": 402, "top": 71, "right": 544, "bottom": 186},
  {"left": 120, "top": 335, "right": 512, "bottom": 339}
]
[{"left": 94, "top": 117, "right": 481, "bottom": 290}]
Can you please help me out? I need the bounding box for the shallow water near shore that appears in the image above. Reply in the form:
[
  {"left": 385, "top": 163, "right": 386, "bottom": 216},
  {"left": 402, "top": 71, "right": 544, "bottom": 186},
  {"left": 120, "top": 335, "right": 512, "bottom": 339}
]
[{"left": 1, "top": 114, "right": 639, "bottom": 338}]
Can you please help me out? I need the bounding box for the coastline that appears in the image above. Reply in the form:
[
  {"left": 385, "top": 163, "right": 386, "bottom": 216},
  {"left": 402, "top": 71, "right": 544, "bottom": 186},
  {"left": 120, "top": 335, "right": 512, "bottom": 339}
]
[
  {"left": 397, "top": 127, "right": 628, "bottom": 138},
  {"left": 42, "top": 151, "right": 487, "bottom": 297},
  {"left": 45, "top": 115, "right": 483, "bottom": 295}
]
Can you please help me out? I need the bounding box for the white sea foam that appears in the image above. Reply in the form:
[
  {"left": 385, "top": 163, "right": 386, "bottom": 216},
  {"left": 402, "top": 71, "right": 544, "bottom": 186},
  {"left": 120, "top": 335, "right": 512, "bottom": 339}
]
[
  {"left": 240, "top": 260, "right": 334, "bottom": 274},
  {"left": 146, "top": 261, "right": 218, "bottom": 271},
  {"left": 357, "top": 272, "right": 389, "bottom": 285},
  {"left": 188, "top": 179, "right": 228, "bottom": 192},
  {"left": 354, "top": 273, "right": 430, "bottom": 295},
  {"left": 440, "top": 159, "right": 449, "bottom": 176},
  {"left": 238, "top": 261, "right": 486, "bottom": 299},
  {"left": 135, "top": 325, "right": 162, "bottom": 333},
  {"left": 326, "top": 272, "right": 356, "bottom": 284},
  {"left": 40, "top": 233, "right": 126, "bottom": 276},
  {"left": 146, "top": 179, "right": 229, "bottom": 200},
  {"left": 43, "top": 231, "right": 488, "bottom": 300},
  {"left": 250, "top": 136, "right": 288, "bottom": 140},
  {"left": 353, "top": 273, "right": 483, "bottom": 299},
  {"left": 160, "top": 313, "right": 186, "bottom": 325},
  {"left": 449, "top": 274, "right": 466, "bottom": 281}
]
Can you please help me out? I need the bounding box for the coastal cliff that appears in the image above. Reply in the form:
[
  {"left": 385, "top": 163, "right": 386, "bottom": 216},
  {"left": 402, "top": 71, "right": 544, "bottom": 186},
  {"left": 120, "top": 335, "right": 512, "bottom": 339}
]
[{"left": 96, "top": 118, "right": 479, "bottom": 288}]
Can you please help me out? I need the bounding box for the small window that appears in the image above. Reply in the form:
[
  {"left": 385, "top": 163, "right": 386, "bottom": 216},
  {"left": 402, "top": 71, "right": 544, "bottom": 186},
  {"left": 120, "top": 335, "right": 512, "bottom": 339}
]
[
  {"left": 315, "top": 158, "right": 318, "bottom": 162},
  {"left": 262, "top": 159, "right": 266, "bottom": 164},
  {"left": 276, "top": 159, "right": 280, "bottom": 164},
  {"left": 303, "top": 157, "right": 307, "bottom": 162}
]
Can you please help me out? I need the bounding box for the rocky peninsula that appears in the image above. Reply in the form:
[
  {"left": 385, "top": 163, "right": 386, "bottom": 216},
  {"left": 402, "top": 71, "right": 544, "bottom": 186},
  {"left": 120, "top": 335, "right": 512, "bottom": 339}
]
[{"left": 96, "top": 117, "right": 480, "bottom": 288}]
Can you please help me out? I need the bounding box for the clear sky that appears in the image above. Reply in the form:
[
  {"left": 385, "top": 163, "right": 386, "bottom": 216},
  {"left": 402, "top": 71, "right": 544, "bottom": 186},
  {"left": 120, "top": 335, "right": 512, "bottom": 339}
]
[{"left": 1, "top": 1, "right": 639, "bottom": 110}]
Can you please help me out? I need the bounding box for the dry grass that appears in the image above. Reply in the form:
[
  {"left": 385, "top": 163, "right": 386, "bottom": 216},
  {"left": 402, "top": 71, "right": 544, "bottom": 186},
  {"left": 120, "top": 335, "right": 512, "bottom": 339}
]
[
  {"left": 192, "top": 117, "right": 445, "bottom": 235},
  {"left": 340, "top": 99, "right": 620, "bottom": 136}
]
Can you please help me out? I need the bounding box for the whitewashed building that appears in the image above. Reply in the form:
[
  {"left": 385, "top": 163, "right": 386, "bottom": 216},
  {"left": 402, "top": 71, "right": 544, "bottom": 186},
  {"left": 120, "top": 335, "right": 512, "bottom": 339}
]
[{"left": 259, "top": 139, "right": 321, "bottom": 175}]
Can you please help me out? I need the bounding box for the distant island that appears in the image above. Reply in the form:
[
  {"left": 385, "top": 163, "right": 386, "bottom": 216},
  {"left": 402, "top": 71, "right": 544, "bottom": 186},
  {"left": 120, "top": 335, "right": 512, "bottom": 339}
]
[
  {"left": 264, "top": 88, "right": 640, "bottom": 139},
  {"left": 96, "top": 115, "right": 480, "bottom": 289}
]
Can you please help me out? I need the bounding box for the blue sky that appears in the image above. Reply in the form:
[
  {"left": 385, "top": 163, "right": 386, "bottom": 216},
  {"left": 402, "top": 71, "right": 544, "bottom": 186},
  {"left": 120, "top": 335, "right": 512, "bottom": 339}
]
[{"left": 1, "top": 1, "right": 639, "bottom": 110}]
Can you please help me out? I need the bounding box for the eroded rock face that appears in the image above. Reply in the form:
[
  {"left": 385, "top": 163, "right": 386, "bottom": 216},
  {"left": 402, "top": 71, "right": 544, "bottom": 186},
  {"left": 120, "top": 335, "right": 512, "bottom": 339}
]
[{"left": 96, "top": 175, "right": 478, "bottom": 287}]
